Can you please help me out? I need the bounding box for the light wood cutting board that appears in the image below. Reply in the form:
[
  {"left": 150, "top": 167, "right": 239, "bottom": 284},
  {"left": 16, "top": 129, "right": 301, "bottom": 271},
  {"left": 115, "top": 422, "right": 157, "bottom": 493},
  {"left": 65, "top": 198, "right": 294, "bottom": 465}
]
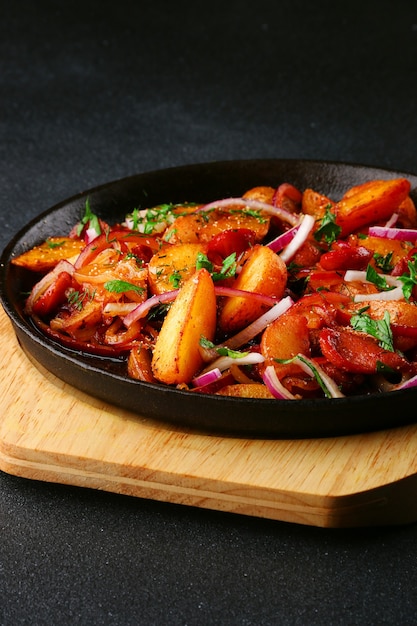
[{"left": 1, "top": 305, "right": 417, "bottom": 528}]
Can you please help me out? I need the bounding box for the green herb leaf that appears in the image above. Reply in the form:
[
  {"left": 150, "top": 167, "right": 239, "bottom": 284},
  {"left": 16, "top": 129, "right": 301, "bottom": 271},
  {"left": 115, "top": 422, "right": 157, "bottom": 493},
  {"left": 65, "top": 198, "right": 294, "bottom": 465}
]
[
  {"left": 76, "top": 198, "right": 101, "bottom": 237},
  {"left": 313, "top": 206, "right": 341, "bottom": 245},
  {"left": 398, "top": 255, "right": 417, "bottom": 301},
  {"left": 46, "top": 239, "right": 65, "bottom": 249},
  {"left": 199, "top": 337, "right": 249, "bottom": 359},
  {"left": 168, "top": 271, "right": 182, "bottom": 289},
  {"left": 350, "top": 310, "right": 394, "bottom": 351},
  {"left": 67, "top": 288, "right": 96, "bottom": 310},
  {"left": 212, "top": 253, "right": 237, "bottom": 281},
  {"left": 196, "top": 252, "right": 237, "bottom": 281},
  {"left": 103, "top": 280, "right": 144, "bottom": 294},
  {"left": 195, "top": 252, "right": 213, "bottom": 272},
  {"left": 373, "top": 251, "right": 394, "bottom": 273},
  {"left": 365, "top": 264, "right": 394, "bottom": 291},
  {"left": 199, "top": 336, "right": 215, "bottom": 350},
  {"left": 296, "top": 354, "right": 333, "bottom": 398},
  {"left": 274, "top": 354, "right": 334, "bottom": 398},
  {"left": 376, "top": 360, "right": 396, "bottom": 375}
]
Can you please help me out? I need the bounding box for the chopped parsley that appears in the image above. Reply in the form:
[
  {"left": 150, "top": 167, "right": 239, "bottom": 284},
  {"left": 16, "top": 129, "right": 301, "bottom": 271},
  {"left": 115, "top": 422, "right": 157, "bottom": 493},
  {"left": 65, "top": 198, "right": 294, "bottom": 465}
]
[
  {"left": 168, "top": 271, "right": 183, "bottom": 289},
  {"left": 373, "top": 251, "right": 394, "bottom": 273},
  {"left": 398, "top": 255, "right": 417, "bottom": 301},
  {"left": 103, "top": 280, "right": 144, "bottom": 294},
  {"left": 127, "top": 203, "right": 198, "bottom": 235},
  {"left": 67, "top": 288, "right": 96, "bottom": 310},
  {"left": 46, "top": 239, "right": 65, "bottom": 249},
  {"left": 232, "top": 207, "right": 267, "bottom": 223},
  {"left": 76, "top": 198, "right": 101, "bottom": 237},
  {"left": 196, "top": 252, "right": 237, "bottom": 281},
  {"left": 350, "top": 310, "right": 394, "bottom": 352},
  {"left": 313, "top": 205, "right": 341, "bottom": 245},
  {"left": 199, "top": 337, "right": 249, "bottom": 359},
  {"left": 365, "top": 264, "right": 395, "bottom": 291}
]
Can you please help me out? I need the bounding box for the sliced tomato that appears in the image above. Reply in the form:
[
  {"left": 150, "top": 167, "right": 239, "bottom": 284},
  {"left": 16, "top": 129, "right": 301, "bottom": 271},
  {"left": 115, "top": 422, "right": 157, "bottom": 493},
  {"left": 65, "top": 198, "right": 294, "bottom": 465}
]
[
  {"left": 206, "top": 228, "right": 256, "bottom": 265},
  {"left": 129, "top": 244, "right": 153, "bottom": 264},
  {"left": 319, "top": 241, "right": 373, "bottom": 271},
  {"left": 307, "top": 269, "right": 346, "bottom": 292},
  {"left": 319, "top": 326, "right": 412, "bottom": 374},
  {"left": 31, "top": 271, "right": 73, "bottom": 317},
  {"left": 288, "top": 293, "right": 342, "bottom": 330}
]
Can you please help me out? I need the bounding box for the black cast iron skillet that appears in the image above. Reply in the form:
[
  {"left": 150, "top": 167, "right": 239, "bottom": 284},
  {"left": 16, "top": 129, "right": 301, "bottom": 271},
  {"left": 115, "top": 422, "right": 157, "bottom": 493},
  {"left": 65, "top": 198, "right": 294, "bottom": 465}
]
[{"left": 1, "top": 159, "right": 417, "bottom": 438}]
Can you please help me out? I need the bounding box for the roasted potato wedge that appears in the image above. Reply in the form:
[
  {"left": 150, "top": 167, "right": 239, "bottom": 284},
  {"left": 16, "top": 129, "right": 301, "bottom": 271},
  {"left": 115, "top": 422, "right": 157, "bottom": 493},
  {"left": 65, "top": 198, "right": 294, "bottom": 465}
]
[
  {"left": 216, "top": 383, "right": 274, "bottom": 398},
  {"left": 163, "top": 209, "right": 270, "bottom": 245},
  {"left": 397, "top": 195, "right": 417, "bottom": 228},
  {"left": 302, "top": 188, "right": 334, "bottom": 220},
  {"left": 11, "top": 237, "right": 85, "bottom": 272},
  {"left": 260, "top": 312, "right": 311, "bottom": 378},
  {"left": 353, "top": 234, "right": 413, "bottom": 267},
  {"left": 151, "top": 268, "right": 216, "bottom": 385},
  {"left": 242, "top": 186, "right": 276, "bottom": 204},
  {"left": 334, "top": 178, "right": 411, "bottom": 236},
  {"left": 148, "top": 242, "right": 206, "bottom": 295},
  {"left": 218, "top": 245, "right": 287, "bottom": 334}
]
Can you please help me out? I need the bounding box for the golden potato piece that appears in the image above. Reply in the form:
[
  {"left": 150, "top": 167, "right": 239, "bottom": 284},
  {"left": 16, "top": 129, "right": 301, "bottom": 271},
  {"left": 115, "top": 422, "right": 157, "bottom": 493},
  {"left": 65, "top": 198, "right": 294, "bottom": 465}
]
[
  {"left": 335, "top": 178, "right": 411, "bottom": 236},
  {"left": 147, "top": 243, "right": 206, "bottom": 295},
  {"left": 11, "top": 237, "right": 84, "bottom": 272},
  {"left": 260, "top": 312, "right": 310, "bottom": 378},
  {"left": 242, "top": 186, "right": 276, "bottom": 204},
  {"left": 151, "top": 268, "right": 216, "bottom": 385},
  {"left": 397, "top": 196, "right": 417, "bottom": 228},
  {"left": 218, "top": 245, "right": 287, "bottom": 334},
  {"left": 354, "top": 235, "right": 412, "bottom": 267},
  {"left": 302, "top": 188, "right": 334, "bottom": 220},
  {"left": 163, "top": 209, "right": 270, "bottom": 244},
  {"left": 216, "top": 383, "right": 274, "bottom": 398}
]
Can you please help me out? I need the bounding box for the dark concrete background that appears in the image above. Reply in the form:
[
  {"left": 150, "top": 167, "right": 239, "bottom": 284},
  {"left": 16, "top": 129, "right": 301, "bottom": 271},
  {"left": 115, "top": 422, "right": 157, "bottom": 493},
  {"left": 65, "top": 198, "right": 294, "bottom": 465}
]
[{"left": 2, "top": 2, "right": 417, "bottom": 624}]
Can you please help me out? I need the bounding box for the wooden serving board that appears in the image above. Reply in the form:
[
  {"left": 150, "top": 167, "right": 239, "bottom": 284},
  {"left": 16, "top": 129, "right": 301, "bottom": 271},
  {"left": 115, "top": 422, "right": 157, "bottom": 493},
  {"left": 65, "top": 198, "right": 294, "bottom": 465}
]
[{"left": 1, "top": 306, "right": 417, "bottom": 528}]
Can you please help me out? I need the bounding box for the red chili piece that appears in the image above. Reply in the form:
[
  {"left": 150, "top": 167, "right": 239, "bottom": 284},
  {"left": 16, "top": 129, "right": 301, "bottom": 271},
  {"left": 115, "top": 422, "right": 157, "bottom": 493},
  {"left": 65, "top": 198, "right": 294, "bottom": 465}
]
[
  {"left": 206, "top": 228, "right": 256, "bottom": 265},
  {"left": 320, "top": 241, "right": 373, "bottom": 271}
]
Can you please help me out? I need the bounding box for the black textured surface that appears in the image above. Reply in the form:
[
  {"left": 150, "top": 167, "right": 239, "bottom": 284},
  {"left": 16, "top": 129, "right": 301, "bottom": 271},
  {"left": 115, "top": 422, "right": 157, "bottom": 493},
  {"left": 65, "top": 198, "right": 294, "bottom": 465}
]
[{"left": 2, "top": 1, "right": 417, "bottom": 624}]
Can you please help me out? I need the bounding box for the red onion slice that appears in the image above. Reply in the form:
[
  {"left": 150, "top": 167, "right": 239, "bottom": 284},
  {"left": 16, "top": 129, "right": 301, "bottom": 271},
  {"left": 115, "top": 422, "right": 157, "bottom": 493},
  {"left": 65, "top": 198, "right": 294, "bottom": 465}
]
[
  {"left": 85, "top": 227, "right": 101, "bottom": 244},
  {"left": 396, "top": 373, "right": 417, "bottom": 390},
  {"left": 293, "top": 355, "right": 345, "bottom": 398},
  {"left": 192, "top": 367, "right": 222, "bottom": 388},
  {"left": 197, "top": 197, "right": 300, "bottom": 227},
  {"left": 266, "top": 222, "right": 300, "bottom": 253},
  {"left": 279, "top": 214, "right": 315, "bottom": 263},
  {"left": 262, "top": 365, "right": 296, "bottom": 399},
  {"left": 344, "top": 270, "right": 404, "bottom": 302},
  {"left": 123, "top": 289, "right": 179, "bottom": 327},
  {"left": 368, "top": 225, "right": 417, "bottom": 242},
  {"left": 200, "top": 351, "right": 265, "bottom": 376},
  {"left": 221, "top": 295, "right": 294, "bottom": 350}
]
